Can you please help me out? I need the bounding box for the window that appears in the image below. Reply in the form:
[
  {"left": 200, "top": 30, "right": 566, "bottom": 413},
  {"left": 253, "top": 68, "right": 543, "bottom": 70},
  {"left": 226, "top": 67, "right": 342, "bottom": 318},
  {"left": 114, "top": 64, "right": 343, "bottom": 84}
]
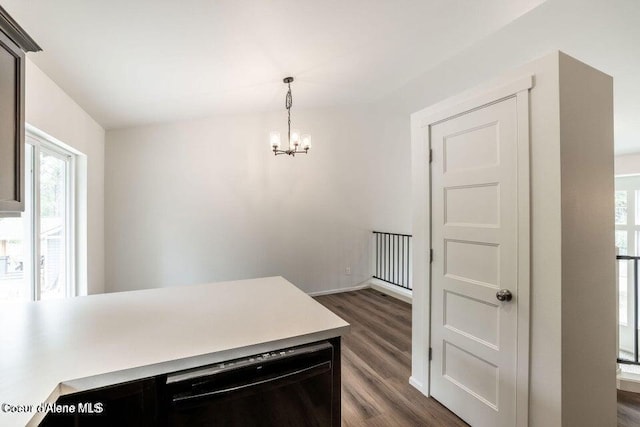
[{"left": 0, "top": 131, "right": 77, "bottom": 302}]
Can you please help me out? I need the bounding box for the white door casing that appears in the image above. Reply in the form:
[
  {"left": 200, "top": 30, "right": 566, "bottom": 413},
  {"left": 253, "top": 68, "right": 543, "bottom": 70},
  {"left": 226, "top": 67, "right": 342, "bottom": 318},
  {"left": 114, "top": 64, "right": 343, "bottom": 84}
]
[{"left": 410, "top": 75, "right": 531, "bottom": 427}]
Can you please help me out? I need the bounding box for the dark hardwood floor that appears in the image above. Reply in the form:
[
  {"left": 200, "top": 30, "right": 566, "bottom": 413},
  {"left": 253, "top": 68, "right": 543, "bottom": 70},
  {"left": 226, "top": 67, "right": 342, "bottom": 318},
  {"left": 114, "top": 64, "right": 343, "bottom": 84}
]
[
  {"left": 316, "top": 288, "right": 640, "bottom": 427},
  {"left": 315, "top": 289, "right": 467, "bottom": 426},
  {"left": 619, "top": 389, "right": 640, "bottom": 427}
]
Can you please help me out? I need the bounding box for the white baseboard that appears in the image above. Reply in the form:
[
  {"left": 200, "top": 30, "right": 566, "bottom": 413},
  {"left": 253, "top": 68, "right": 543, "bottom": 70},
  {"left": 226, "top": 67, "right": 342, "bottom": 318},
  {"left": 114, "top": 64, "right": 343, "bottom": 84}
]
[
  {"left": 307, "top": 281, "right": 370, "bottom": 297},
  {"left": 409, "top": 376, "right": 428, "bottom": 396},
  {"left": 369, "top": 278, "right": 412, "bottom": 304},
  {"left": 618, "top": 372, "right": 640, "bottom": 393}
]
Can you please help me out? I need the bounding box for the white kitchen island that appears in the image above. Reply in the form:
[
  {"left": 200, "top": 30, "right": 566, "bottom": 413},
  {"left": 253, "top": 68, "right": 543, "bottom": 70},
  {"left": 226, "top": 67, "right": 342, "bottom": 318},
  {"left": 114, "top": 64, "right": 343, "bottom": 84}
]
[{"left": 0, "top": 276, "right": 349, "bottom": 426}]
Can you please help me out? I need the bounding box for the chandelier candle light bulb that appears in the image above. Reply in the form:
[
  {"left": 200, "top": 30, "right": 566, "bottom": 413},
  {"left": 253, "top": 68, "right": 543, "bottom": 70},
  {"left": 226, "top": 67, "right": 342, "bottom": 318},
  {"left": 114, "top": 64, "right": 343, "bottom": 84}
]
[
  {"left": 270, "top": 131, "right": 281, "bottom": 149},
  {"left": 302, "top": 134, "right": 311, "bottom": 150},
  {"left": 270, "top": 77, "right": 311, "bottom": 156},
  {"left": 291, "top": 129, "right": 300, "bottom": 147}
]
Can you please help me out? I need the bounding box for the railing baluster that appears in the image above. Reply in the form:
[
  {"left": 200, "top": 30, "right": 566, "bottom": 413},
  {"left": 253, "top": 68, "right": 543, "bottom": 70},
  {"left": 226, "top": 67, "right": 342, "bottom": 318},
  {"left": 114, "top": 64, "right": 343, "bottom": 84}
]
[
  {"left": 393, "top": 234, "right": 396, "bottom": 284},
  {"left": 396, "top": 235, "right": 400, "bottom": 286},
  {"left": 407, "top": 238, "right": 410, "bottom": 289},
  {"left": 401, "top": 236, "right": 405, "bottom": 288},
  {"left": 635, "top": 258, "right": 639, "bottom": 364},
  {"left": 388, "top": 233, "right": 391, "bottom": 283},
  {"left": 389, "top": 234, "right": 396, "bottom": 283},
  {"left": 384, "top": 233, "right": 387, "bottom": 281},
  {"left": 375, "top": 233, "right": 379, "bottom": 278},
  {"left": 379, "top": 233, "right": 382, "bottom": 279},
  {"left": 383, "top": 234, "right": 387, "bottom": 281},
  {"left": 405, "top": 236, "right": 408, "bottom": 288},
  {"left": 381, "top": 233, "right": 384, "bottom": 280}
]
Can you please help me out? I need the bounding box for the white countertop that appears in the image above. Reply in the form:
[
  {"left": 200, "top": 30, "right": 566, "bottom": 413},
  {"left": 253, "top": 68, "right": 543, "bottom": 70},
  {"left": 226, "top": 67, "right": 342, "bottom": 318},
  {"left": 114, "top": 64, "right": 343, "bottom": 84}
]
[{"left": 0, "top": 276, "right": 349, "bottom": 426}]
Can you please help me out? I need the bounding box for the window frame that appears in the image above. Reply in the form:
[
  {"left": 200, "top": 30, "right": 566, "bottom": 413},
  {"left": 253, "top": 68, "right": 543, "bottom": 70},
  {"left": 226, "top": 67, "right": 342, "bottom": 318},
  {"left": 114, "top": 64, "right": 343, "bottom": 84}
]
[{"left": 26, "top": 131, "right": 77, "bottom": 300}]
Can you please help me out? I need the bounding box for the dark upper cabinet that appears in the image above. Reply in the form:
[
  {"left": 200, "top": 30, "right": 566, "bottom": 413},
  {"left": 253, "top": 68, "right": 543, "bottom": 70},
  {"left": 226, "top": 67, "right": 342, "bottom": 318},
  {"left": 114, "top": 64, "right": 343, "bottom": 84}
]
[{"left": 0, "top": 6, "right": 40, "bottom": 213}]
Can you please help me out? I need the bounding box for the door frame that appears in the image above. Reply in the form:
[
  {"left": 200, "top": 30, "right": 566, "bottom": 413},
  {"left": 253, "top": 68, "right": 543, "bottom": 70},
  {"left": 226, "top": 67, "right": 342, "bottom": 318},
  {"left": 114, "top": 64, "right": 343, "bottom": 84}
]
[{"left": 410, "top": 75, "right": 532, "bottom": 427}]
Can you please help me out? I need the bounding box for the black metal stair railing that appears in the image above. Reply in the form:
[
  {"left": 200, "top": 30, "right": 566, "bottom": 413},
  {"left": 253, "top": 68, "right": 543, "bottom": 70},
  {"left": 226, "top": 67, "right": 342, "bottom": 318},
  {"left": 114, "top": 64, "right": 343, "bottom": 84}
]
[{"left": 373, "top": 231, "right": 412, "bottom": 291}]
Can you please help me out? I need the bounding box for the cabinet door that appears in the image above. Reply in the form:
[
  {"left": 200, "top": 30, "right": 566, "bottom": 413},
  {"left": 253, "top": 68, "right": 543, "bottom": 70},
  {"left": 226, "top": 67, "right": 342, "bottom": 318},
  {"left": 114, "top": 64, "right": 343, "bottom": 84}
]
[
  {"left": 0, "top": 29, "right": 24, "bottom": 212},
  {"left": 40, "top": 378, "right": 159, "bottom": 427}
]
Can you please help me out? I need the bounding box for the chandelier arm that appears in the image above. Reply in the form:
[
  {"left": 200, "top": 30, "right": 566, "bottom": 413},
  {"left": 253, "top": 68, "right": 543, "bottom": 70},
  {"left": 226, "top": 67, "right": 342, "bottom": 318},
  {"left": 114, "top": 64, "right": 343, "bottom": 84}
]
[{"left": 272, "top": 147, "right": 308, "bottom": 156}]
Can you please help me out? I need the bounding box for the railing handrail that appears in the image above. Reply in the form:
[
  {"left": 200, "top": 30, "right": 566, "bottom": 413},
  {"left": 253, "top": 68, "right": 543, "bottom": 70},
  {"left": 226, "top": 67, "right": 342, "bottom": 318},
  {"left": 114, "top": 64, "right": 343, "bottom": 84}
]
[
  {"left": 372, "top": 231, "right": 413, "bottom": 238},
  {"left": 617, "top": 255, "right": 640, "bottom": 260}
]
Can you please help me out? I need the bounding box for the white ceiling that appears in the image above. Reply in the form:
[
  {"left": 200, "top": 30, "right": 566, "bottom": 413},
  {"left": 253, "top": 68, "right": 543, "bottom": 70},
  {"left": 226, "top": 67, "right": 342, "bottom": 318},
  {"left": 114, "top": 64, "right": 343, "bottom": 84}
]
[{"left": 1, "top": 0, "right": 546, "bottom": 129}]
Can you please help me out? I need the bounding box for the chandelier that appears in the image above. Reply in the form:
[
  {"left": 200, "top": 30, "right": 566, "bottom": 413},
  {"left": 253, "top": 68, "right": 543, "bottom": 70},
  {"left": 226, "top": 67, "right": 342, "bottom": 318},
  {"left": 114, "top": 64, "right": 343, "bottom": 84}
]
[{"left": 270, "top": 77, "right": 311, "bottom": 156}]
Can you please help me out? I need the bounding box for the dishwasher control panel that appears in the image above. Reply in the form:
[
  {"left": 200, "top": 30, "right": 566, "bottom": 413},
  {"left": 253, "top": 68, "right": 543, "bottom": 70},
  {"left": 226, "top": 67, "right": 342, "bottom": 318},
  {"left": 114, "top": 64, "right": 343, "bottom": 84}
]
[{"left": 166, "top": 341, "right": 332, "bottom": 384}]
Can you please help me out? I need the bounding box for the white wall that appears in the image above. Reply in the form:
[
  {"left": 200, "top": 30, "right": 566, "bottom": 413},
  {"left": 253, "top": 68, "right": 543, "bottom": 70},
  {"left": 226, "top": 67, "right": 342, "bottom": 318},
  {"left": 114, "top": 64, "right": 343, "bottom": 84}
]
[
  {"left": 105, "top": 104, "right": 410, "bottom": 294},
  {"left": 615, "top": 153, "right": 640, "bottom": 176},
  {"left": 559, "top": 53, "right": 616, "bottom": 427},
  {"left": 386, "top": 0, "right": 637, "bottom": 143},
  {"left": 25, "top": 58, "right": 105, "bottom": 294}
]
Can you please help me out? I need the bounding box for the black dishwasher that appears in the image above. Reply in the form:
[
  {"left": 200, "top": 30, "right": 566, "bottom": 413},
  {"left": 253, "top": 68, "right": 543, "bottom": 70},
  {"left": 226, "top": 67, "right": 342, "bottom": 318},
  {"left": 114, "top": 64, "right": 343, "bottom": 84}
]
[{"left": 164, "top": 341, "right": 335, "bottom": 427}]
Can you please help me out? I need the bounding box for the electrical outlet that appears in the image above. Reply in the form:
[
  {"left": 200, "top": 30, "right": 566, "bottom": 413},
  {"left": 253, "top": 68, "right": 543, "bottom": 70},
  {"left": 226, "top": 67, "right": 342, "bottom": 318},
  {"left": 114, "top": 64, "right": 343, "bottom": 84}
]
[{"left": 345, "top": 266, "right": 351, "bottom": 275}]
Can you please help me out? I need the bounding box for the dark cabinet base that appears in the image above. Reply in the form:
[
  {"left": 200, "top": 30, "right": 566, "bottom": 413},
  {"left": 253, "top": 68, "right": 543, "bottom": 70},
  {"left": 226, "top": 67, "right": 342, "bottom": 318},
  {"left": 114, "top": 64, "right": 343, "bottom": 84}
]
[
  {"left": 40, "top": 338, "right": 341, "bottom": 427},
  {"left": 40, "top": 378, "right": 158, "bottom": 427}
]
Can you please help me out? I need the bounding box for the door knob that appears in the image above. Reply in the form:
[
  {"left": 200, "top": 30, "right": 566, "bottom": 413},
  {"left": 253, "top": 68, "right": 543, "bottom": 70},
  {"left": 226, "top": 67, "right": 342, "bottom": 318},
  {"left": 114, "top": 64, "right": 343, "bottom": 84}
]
[{"left": 496, "top": 289, "right": 513, "bottom": 302}]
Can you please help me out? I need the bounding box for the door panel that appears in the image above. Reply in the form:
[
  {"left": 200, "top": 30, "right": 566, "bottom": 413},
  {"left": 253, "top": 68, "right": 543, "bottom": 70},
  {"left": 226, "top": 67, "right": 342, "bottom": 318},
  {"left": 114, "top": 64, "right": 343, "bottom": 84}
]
[
  {"left": 444, "top": 291, "right": 499, "bottom": 347},
  {"left": 430, "top": 97, "right": 519, "bottom": 427},
  {"left": 444, "top": 183, "right": 500, "bottom": 226}
]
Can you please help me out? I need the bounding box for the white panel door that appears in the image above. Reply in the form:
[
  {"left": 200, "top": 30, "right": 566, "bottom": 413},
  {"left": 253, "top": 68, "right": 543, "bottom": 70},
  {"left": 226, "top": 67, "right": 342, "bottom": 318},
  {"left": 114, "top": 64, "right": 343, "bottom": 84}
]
[{"left": 430, "top": 97, "right": 520, "bottom": 427}]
